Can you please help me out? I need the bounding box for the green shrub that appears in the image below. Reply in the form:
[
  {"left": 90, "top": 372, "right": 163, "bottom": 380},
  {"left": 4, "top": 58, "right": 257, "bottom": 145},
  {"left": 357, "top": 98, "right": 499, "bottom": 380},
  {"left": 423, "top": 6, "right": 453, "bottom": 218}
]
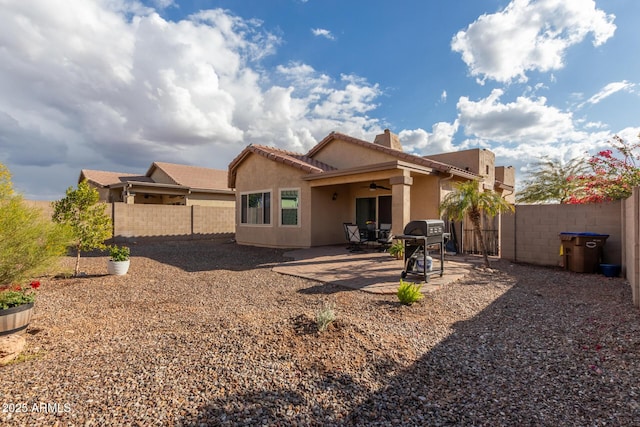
[
  {"left": 109, "top": 245, "right": 130, "bottom": 261},
  {"left": 0, "top": 163, "right": 72, "bottom": 286},
  {"left": 316, "top": 302, "right": 336, "bottom": 332},
  {"left": 397, "top": 279, "right": 424, "bottom": 305},
  {"left": 389, "top": 241, "right": 404, "bottom": 259}
]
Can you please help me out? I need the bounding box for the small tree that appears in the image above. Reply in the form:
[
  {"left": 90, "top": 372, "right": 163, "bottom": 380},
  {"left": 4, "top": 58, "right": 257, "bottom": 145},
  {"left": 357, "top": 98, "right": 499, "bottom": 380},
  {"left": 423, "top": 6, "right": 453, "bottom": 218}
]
[
  {"left": 52, "top": 180, "right": 112, "bottom": 276},
  {"left": 0, "top": 163, "right": 72, "bottom": 285},
  {"left": 440, "top": 180, "right": 514, "bottom": 267},
  {"left": 516, "top": 156, "right": 588, "bottom": 204},
  {"left": 568, "top": 135, "right": 640, "bottom": 204}
]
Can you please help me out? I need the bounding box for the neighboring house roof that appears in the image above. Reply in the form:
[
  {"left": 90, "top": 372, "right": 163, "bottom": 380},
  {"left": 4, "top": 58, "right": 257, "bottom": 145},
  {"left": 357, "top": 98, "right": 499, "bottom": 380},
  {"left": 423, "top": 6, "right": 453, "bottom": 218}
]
[
  {"left": 146, "top": 161, "right": 231, "bottom": 191},
  {"left": 308, "top": 132, "right": 478, "bottom": 180},
  {"left": 81, "top": 162, "right": 233, "bottom": 195},
  {"left": 228, "top": 144, "right": 337, "bottom": 188},
  {"left": 80, "top": 170, "right": 152, "bottom": 187}
]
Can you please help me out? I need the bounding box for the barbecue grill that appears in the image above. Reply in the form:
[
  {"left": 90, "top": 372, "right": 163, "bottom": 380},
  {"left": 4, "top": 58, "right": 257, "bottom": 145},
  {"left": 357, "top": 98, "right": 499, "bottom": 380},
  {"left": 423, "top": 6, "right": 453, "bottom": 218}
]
[{"left": 397, "top": 220, "right": 446, "bottom": 282}]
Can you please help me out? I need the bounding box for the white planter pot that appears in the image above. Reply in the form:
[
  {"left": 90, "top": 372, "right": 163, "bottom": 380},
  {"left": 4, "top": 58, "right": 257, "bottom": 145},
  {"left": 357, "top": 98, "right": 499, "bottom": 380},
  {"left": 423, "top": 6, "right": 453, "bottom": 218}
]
[{"left": 107, "top": 259, "right": 130, "bottom": 275}]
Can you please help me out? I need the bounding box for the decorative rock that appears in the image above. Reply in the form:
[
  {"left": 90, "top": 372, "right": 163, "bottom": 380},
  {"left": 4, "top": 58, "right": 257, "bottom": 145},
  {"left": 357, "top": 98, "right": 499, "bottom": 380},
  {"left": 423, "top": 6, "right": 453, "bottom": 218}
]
[
  {"left": 1, "top": 240, "right": 636, "bottom": 425},
  {"left": 0, "top": 334, "right": 26, "bottom": 365}
]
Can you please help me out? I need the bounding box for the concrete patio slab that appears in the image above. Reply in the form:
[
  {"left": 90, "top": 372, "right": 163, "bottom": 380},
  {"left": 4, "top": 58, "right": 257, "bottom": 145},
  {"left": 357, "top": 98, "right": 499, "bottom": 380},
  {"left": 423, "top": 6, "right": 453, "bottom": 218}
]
[{"left": 273, "top": 245, "right": 475, "bottom": 294}]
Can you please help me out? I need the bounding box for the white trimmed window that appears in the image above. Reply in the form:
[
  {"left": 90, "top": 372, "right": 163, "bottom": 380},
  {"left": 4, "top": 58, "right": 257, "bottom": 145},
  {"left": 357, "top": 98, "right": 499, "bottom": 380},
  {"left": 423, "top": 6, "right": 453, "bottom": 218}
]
[
  {"left": 280, "top": 188, "right": 299, "bottom": 226},
  {"left": 240, "top": 191, "right": 271, "bottom": 225}
]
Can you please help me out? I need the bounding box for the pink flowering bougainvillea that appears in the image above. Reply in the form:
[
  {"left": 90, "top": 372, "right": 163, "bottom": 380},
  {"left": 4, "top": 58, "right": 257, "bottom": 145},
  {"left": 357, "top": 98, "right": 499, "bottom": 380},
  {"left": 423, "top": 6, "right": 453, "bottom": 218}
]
[{"left": 567, "top": 135, "right": 640, "bottom": 204}]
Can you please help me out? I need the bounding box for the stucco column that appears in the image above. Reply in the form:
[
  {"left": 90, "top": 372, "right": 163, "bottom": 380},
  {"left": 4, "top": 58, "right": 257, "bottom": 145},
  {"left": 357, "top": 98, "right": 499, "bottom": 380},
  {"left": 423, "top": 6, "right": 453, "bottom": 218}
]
[{"left": 389, "top": 174, "right": 413, "bottom": 237}]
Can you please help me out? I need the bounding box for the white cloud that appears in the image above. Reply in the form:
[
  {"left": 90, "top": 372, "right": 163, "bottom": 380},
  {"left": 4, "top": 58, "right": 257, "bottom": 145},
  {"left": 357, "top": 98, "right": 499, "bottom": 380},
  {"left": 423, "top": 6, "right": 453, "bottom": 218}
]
[
  {"left": 440, "top": 90, "right": 448, "bottom": 103},
  {"left": 400, "top": 121, "right": 459, "bottom": 155},
  {"left": 450, "top": 88, "right": 623, "bottom": 189},
  {"left": 583, "top": 80, "right": 635, "bottom": 106},
  {"left": 151, "top": 0, "right": 175, "bottom": 9},
  {"left": 0, "top": 1, "right": 381, "bottom": 198},
  {"left": 451, "top": 0, "right": 616, "bottom": 84},
  {"left": 616, "top": 127, "right": 640, "bottom": 145},
  {"left": 457, "top": 89, "right": 578, "bottom": 143},
  {"left": 311, "top": 28, "right": 335, "bottom": 40}
]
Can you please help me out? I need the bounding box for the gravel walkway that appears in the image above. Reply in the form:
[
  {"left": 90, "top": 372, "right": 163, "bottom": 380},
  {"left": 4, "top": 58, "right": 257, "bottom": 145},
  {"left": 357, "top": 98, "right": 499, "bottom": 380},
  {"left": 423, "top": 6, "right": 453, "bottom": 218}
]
[{"left": 1, "top": 238, "right": 639, "bottom": 426}]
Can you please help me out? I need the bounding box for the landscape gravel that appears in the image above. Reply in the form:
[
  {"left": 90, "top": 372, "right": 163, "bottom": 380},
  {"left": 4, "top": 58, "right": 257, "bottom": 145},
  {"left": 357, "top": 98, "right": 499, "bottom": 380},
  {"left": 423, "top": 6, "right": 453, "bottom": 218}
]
[{"left": 1, "top": 238, "right": 639, "bottom": 426}]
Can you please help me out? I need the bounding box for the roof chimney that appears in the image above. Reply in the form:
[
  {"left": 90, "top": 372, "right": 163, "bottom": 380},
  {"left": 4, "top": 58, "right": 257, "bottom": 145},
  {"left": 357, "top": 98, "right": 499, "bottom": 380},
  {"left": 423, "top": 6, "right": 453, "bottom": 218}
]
[{"left": 373, "top": 129, "right": 403, "bottom": 151}]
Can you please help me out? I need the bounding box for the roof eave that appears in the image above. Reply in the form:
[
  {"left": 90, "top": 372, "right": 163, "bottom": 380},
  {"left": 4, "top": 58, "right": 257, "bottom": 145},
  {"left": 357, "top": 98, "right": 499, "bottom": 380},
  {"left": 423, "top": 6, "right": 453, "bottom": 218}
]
[
  {"left": 189, "top": 188, "right": 236, "bottom": 194},
  {"left": 495, "top": 181, "right": 515, "bottom": 192},
  {"left": 108, "top": 181, "right": 188, "bottom": 190}
]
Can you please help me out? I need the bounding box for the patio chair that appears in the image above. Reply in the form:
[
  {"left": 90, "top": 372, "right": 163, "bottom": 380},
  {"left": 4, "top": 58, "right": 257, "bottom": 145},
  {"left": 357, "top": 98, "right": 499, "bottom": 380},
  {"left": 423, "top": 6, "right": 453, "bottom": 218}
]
[
  {"left": 345, "top": 224, "right": 368, "bottom": 252},
  {"left": 343, "top": 222, "right": 356, "bottom": 249},
  {"left": 377, "top": 223, "right": 393, "bottom": 251}
]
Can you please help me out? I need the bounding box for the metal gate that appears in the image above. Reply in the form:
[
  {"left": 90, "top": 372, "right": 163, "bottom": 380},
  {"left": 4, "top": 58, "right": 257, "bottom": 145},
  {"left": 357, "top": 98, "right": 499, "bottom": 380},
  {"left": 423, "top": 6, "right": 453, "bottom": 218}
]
[{"left": 462, "top": 214, "right": 499, "bottom": 256}]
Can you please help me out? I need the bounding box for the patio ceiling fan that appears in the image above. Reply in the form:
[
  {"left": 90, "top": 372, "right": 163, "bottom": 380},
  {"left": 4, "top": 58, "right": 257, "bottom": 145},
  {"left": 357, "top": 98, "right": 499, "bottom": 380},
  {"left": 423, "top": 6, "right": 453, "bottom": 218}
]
[{"left": 366, "top": 182, "right": 391, "bottom": 191}]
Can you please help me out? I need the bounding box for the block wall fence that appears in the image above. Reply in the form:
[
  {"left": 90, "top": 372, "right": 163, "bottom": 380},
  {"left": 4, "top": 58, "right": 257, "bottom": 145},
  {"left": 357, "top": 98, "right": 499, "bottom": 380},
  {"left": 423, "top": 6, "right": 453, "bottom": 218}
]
[
  {"left": 500, "top": 201, "right": 622, "bottom": 267},
  {"left": 622, "top": 188, "right": 640, "bottom": 307},
  {"left": 500, "top": 196, "right": 640, "bottom": 309},
  {"left": 24, "top": 201, "right": 235, "bottom": 241}
]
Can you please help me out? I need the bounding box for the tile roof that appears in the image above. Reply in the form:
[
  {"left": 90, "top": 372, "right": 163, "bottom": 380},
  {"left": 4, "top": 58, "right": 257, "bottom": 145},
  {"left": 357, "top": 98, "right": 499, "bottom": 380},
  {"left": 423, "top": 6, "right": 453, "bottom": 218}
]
[
  {"left": 80, "top": 169, "right": 152, "bottom": 187},
  {"left": 308, "top": 132, "right": 478, "bottom": 180},
  {"left": 147, "top": 162, "right": 231, "bottom": 191},
  {"left": 228, "top": 132, "right": 481, "bottom": 188},
  {"left": 228, "top": 144, "right": 337, "bottom": 187}
]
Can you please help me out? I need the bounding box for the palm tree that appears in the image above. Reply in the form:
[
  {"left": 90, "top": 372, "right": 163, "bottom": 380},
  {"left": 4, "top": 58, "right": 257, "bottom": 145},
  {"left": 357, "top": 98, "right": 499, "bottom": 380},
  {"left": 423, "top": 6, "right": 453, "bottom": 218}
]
[
  {"left": 516, "top": 156, "right": 587, "bottom": 204},
  {"left": 440, "top": 180, "right": 514, "bottom": 267}
]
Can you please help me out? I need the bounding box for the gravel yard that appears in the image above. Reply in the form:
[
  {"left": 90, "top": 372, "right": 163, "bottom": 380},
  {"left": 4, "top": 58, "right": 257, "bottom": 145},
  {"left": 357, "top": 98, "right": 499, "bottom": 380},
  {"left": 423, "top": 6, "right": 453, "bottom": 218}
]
[{"left": 1, "top": 238, "right": 639, "bottom": 426}]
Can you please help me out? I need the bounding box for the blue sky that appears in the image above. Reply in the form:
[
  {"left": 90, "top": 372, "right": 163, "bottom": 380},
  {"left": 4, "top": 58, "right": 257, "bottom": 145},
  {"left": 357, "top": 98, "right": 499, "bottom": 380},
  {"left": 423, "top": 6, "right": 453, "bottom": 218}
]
[{"left": 0, "top": 0, "right": 638, "bottom": 199}]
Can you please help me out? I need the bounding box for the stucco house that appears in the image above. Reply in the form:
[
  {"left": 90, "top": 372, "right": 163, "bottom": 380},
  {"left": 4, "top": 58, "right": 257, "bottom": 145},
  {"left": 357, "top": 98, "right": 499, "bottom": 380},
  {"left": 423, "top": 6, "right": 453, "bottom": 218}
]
[
  {"left": 228, "top": 129, "right": 514, "bottom": 249},
  {"left": 80, "top": 161, "right": 235, "bottom": 207}
]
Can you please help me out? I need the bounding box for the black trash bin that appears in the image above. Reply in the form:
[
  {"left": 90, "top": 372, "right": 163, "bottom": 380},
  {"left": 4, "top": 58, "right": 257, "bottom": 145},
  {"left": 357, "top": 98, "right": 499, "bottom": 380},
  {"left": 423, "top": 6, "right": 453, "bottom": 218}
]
[{"left": 559, "top": 232, "right": 608, "bottom": 273}]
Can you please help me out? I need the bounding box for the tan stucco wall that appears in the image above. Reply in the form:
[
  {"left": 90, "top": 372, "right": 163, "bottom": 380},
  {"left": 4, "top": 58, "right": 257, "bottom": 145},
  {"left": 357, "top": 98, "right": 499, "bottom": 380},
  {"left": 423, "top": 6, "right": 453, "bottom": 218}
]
[
  {"left": 234, "top": 154, "right": 312, "bottom": 248},
  {"left": 311, "top": 138, "right": 400, "bottom": 169},
  {"left": 149, "top": 168, "right": 175, "bottom": 185},
  {"left": 427, "top": 149, "right": 498, "bottom": 191},
  {"left": 310, "top": 185, "right": 353, "bottom": 246},
  {"left": 496, "top": 166, "right": 515, "bottom": 187},
  {"left": 426, "top": 149, "right": 484, "bottom": 174},
  {"left": 410, "top": 175, "right": 440, "bottom": 220}
]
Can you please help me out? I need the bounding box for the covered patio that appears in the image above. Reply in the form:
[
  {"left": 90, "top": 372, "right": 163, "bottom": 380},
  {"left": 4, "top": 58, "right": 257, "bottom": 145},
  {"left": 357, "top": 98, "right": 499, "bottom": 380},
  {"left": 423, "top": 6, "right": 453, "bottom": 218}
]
[{"left": 273, "top": 245, "right": 476, "bottom": 294}]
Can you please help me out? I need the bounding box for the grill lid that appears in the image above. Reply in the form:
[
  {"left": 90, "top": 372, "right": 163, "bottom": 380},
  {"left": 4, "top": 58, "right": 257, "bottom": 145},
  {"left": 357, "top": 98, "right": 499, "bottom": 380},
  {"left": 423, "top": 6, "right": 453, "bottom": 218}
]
[{"left": 403, "top": 220, "right": 445, "bottom": 236}]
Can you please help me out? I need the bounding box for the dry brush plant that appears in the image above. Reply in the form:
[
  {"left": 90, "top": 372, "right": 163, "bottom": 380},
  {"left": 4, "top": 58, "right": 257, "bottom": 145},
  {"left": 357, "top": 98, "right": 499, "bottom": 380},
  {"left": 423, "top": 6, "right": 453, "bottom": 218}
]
[{"left": 315, "top": 301, "right": 336, "bottom": 332}]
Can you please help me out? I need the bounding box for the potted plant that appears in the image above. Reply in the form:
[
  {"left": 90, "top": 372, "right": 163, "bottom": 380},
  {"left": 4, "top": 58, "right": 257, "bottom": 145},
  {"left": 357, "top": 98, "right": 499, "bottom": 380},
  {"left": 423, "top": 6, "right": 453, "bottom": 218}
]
[
  {"left": 0, "top": 281, "right": 40, "bottom": 336},
  {"left": 389, "top": 240, "right": 404, "bottom": 260},
  {"left": 107, "top": 245, "right": 130, "bottom": 275}
]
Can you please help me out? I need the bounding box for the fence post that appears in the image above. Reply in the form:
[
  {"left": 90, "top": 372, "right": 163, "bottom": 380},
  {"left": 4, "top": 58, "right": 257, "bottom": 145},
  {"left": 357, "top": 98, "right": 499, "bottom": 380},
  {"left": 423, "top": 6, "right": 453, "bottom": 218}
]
[{"left": 633, "top": 188, "right": 640, "bottom": 307}]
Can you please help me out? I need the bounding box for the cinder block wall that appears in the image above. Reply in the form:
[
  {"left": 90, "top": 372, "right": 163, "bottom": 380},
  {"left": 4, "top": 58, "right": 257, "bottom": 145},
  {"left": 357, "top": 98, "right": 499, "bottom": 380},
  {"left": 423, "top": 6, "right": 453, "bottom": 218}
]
[
  {"left": 113, "top": 203, "right": 235, "bottom": 240},
  {"left": 113, "top": 204, "right": 191, "bottom": 238},
  {"left": 501, "top": 201, "right": 622, "bottom": 267},
  {"left": 24, "top": 200, "right": 235, "bottom": 241},
  {"left": 23, "top": 200, "right": 55, "bottom": 218},
  {"left": 192, "top": 205, "right": 235, "bottom": 235},
  {"left": 623, "top": 189, "right": 639, "bottom": 307}
]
